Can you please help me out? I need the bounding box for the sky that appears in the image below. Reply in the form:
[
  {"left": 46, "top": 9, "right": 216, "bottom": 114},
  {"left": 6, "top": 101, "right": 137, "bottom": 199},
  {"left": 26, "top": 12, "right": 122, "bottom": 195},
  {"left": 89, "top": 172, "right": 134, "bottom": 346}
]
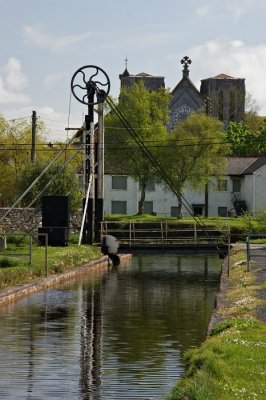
[{"left": 1, "top": 0, "right": 266, "bottom": 141}]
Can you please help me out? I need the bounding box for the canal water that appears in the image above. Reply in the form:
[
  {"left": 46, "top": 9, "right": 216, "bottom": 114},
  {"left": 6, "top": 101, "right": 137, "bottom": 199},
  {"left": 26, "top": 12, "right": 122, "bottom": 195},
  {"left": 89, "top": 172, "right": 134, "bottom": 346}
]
[{"left": 0, "top": 254, "right": 221, "bottom": 400}]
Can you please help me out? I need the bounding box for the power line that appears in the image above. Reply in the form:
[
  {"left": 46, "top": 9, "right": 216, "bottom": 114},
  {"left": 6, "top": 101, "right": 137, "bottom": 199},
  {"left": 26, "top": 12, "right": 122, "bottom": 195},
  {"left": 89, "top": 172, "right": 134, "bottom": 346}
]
[
  {"left": 4, "top": 116, "right": 31, "bottom": 122},
  {"left": 2, "top": 134, "right": 266, "bottom": 146}
]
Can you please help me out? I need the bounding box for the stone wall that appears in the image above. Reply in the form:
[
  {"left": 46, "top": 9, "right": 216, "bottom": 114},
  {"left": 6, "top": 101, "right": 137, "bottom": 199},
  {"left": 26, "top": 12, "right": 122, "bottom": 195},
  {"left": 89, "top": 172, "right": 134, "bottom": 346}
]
[{"left": 0, "top": 208, "right": 83, "bottom": 233}]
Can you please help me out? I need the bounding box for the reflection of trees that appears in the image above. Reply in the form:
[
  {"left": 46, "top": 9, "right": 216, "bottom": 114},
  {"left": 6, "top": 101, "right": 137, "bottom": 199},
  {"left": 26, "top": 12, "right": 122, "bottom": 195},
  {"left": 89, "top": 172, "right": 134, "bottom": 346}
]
[
  {"left": 102, "top": 255, "right": 221, "bottom": 368},
  {"left": 0, "top": 289, "right": 81, "bottom": 398}
]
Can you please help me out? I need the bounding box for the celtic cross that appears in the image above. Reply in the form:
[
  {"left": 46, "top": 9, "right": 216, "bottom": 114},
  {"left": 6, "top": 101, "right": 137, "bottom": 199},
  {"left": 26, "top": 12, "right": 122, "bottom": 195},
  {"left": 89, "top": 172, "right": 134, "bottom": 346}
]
[{"left": 181, "top": 56, "right": 192, "bottom": 71}]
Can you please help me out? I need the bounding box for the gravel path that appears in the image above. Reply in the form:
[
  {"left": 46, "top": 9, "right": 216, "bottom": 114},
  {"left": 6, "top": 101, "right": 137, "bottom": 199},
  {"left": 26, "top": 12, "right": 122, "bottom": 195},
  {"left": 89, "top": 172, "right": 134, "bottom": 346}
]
[{"left": 249, "top": 245, "right": 266, "bottom": 322}]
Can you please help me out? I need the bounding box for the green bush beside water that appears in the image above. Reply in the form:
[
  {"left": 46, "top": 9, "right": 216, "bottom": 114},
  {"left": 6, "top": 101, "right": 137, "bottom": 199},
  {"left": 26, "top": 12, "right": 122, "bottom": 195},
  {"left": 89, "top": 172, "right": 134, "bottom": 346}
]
[{"left": 0, "top": 257, "right": 19, "bottom": 268}]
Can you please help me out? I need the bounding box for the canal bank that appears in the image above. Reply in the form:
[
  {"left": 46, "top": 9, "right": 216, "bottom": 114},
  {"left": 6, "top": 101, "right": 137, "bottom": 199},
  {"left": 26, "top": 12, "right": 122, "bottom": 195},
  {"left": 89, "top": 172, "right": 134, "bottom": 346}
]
[
  {"left": 0, "top": 253, "right": 132, "bottom": 307},
  {"left": 167, "top": 244, "right": 266, "bottom": 400},
  {"left": 208, "top": 244, "right": 266, "bottom": 330}
]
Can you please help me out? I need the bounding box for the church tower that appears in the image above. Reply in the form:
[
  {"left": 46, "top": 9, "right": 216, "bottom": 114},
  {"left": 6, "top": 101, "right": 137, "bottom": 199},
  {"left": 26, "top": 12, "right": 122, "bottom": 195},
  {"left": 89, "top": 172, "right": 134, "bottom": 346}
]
[
  {"left": 200, "top": 74, "right": 245, "bottom": 128},
  {"left": 119, "top": 58, "right": 165, "bottom": 92}
]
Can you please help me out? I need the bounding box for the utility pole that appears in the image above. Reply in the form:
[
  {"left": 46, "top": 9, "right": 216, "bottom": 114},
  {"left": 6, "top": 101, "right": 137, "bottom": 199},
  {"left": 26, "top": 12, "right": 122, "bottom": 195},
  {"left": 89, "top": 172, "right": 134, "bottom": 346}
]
[{"left": 31, "top": 110, "right": 37, "bottom": 163}]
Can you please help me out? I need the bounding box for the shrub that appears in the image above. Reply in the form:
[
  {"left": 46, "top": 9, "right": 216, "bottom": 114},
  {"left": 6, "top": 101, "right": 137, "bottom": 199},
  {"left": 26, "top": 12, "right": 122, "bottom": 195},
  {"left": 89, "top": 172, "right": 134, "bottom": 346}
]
[{"left": 0, "top": 257, "right": 19, "bottom": 268}]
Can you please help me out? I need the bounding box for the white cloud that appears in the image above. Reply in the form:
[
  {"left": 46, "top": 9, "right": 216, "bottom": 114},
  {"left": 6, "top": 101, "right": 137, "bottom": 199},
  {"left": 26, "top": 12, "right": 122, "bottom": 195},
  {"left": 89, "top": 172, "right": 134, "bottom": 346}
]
[
  {"left": 195, "top": 0, "right": 266, "bottom": 20},
  {"left": 1, "top": 104, "right": 84, "bottom": 141},
  {"left": 2, "top": 57, "right": 28, "bottom": 91},
  {"left": 195, "top": 4, "right": 209, "bottom": 17},
  {"left": 0, "top": 58, "right": 30, "bottom": 105},
  {"left": 230, "top": 40, "right": 244, "bottom": 48},
  {"left": 224, "top": 0, "right": 266, "bottom": 20},
  {"left": 188, "top": 39, "right": 266, "bottom": 114},
  {"left": 23, "top": 25, "right": 91, "bottom": 51}
]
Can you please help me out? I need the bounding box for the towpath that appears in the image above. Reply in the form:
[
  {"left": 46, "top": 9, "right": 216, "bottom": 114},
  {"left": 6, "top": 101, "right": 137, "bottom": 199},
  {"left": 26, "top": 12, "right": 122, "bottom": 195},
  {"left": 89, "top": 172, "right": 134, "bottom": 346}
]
[
  {"left": 247, "top": 244, "right": 266, "bottom": 322},
  {"left": 208, "top": 243, "right": 266, "bottom": 332}
]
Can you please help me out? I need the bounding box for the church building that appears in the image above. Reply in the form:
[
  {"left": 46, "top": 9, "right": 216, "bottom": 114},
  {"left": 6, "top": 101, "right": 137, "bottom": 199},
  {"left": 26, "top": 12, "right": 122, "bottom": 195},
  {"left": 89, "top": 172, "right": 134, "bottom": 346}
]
[{"left": 119, "top": 56, "right": 246, "bottom": 129}]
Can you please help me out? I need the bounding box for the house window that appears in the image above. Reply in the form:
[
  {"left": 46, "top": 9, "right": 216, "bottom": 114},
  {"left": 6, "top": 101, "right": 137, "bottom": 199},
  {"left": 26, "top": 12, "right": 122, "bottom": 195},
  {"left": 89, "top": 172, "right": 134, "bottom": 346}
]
[
  {"left": 139, "top": 181, "right": 155, "bottom": 191},
  {"left": 112, "top": 176, "right": 127, "bottom": 190},
  {"left": 218, "top": 179, "right": 227, "bottom": 191},
  {"left": 218, "top": 207, "right": 228, "bottom": 217},
  {"left": 232, "top": 178, "right": 241, "bottom": 193},
  {"left": 111, "top": 201, "right": 127, "bottom": 215},
  {"left": 143, "top": 201, "right": 153, "bottom": 214}
]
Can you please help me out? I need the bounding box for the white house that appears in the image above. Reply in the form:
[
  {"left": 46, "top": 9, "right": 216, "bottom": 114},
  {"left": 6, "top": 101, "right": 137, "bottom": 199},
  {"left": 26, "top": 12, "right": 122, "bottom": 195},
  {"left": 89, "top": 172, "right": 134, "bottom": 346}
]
[{"left": 104, "top": 156, "right": 266, "bottom": 217}]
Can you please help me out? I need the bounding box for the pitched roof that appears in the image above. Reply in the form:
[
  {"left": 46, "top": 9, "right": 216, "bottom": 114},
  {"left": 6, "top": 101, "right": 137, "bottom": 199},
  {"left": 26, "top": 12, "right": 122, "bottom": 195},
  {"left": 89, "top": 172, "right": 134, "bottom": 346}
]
[
  {"left": 119, "top": 68, "right": 130, "bottom": 79},
  {"left": 106, "top": 156, "right": 266, "bottom": 177},
  {"left": 171, "top": 76, "right": 200, "bottom": 96},
  {"left": 212, "top": 73, "right": 235, "bottom": 79},
  {"left": 131, "top": 72, "right": 165, "bottom": 78},
  {"left": 136, "top": 72, "right": 152, "bottom": 77},
  {"left": 227, "top": 156, "right": 266, "bottom": 175}
]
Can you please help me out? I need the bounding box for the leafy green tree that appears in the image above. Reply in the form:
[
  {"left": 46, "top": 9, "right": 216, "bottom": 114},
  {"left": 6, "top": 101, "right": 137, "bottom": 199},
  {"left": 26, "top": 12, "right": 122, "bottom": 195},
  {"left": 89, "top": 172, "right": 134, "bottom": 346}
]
[
  {"left": 160, "top": 110, "right": 229, "bottom": 217},
  {"left": 105, "top": 81, "right": 171, "bottom": 214},
  {"left": 226, "top": 120, "right": 266, "bottom": 156},
  {"left": 0, "top": 115, "right": 48, "bottom": 205},
  {"left": 243, "top": 92, "right": 264, "bottom": 131},
  {"left": 18, "top": 160, "right": 83, "bottom": 211}
]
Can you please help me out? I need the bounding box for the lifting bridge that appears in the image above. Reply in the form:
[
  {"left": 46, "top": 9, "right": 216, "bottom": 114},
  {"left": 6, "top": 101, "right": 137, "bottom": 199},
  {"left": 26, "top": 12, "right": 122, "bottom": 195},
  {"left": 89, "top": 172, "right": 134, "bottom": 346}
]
[{"left": 101, "top": 221, "right": 230, "bottom": 257}]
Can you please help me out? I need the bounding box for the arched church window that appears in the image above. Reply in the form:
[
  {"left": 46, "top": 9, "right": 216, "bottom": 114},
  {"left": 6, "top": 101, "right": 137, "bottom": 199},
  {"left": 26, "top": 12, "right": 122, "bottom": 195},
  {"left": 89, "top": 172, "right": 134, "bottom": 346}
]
[
  {"left": 218, "top": 91, "right": 224, "bottom": 121},
  {"left": 229, "top": 91, "right": 235, "bottom": 121}
]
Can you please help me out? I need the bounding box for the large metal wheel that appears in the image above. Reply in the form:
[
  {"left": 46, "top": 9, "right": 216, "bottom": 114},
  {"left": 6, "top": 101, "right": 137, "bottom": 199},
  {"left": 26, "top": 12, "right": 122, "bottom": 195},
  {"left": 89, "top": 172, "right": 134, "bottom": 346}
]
[{"left": 71, "top": 65, "right": 110, "bottom": 105}]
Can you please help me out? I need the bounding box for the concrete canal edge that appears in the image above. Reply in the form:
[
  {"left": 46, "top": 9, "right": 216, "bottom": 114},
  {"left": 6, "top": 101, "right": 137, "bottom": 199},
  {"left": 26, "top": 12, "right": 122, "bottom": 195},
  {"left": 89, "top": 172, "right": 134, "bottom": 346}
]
[
  {"left": 0, "top": 253, "right": 132, "bottom": 307},
  {"left": 207, "top": 254, "right": 230, "bottom": 334}
]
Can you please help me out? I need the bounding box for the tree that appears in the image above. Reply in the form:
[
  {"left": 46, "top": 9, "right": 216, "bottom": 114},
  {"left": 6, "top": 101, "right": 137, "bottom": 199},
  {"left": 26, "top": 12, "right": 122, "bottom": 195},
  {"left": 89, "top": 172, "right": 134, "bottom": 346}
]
[
  {"left": 244, "top": 92, "right": 264, "bottom": 131},
  {"left": 160, "top": 110, "right": 229, "bottom": 217},
  {"left": 18, "top": 159, "right": 83, "bottom": 211},
  {"left": 105, "top": 82, "right": 171, "bottom": 214},
  {"left": 226, "top": 120, "right": 266, "bottom": 156},
  {"left": 0, "top": 115, "right": 48, "bottom": 205}
]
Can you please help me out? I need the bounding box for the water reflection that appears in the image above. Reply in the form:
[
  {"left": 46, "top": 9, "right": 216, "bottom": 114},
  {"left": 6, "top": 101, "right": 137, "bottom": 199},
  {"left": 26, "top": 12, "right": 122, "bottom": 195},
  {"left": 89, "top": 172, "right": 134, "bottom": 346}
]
[
  {"left": 0, "top": 255, "right": 221, "bottom": 399},
  {"left": 80, "top": 286, "right": 103, "bottom": 399}
]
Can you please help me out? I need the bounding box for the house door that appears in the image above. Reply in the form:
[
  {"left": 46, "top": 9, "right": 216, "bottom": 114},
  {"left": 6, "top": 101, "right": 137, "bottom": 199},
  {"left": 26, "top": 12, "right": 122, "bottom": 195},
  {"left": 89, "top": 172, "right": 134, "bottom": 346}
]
[{"left": 193, "top": 205, "right": 204, "bottom": 216}]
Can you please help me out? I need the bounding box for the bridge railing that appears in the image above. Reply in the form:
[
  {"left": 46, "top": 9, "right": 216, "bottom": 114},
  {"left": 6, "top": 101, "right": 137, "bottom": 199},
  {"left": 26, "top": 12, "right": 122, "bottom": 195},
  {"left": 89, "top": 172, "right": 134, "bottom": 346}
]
[{"left": 100, "top": 221, "right": 230, "bottom": 247}]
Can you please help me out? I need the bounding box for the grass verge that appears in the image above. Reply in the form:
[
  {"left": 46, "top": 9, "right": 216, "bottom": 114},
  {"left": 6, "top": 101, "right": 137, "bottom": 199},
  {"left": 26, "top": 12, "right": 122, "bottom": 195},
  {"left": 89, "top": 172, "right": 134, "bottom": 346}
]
[
  {"left": 166, "top": 247, "right": 266, "bottom": 400},
  {"left": 0, "top": 244, "right": 102, "bottom": 290},
  {"left": 104, "top": 214, "right": 256, "bottom": 233}
]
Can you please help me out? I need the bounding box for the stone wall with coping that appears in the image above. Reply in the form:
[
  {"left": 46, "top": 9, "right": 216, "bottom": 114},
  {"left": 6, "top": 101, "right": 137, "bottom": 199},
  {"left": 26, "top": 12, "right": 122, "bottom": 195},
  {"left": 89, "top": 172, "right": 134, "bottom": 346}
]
[{"left": 0, "top": 208, "right": 83, "bottom": 233}]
